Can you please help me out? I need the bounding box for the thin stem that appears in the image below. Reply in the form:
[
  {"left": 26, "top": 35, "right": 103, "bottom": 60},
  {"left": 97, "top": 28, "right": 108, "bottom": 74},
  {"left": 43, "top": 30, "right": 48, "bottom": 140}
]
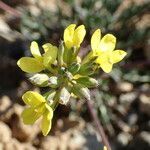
[
  {"left": 86, "top": 100, "right": 111, "bottom": 150},
  {"left": 50, "top": 91, "right": 60, "bottom": 110},
  {"left": 0, "top": 1, "right": 21, "bottom": 17}
]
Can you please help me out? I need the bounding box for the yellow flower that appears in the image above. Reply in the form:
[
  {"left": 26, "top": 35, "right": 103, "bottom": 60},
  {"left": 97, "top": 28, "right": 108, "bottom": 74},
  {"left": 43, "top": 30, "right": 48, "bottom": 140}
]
[
  {"left": 17, "top": 41, "right": 58, "bottom": 73},
  {"left": 91, "top": 29, "right": 127, "bottom": 73},
  {"left": 64, "top": 24, "right": 86, "bottom": 49},
  {"left": 21, "top": 91, "right": 53, "bottom": 136}
]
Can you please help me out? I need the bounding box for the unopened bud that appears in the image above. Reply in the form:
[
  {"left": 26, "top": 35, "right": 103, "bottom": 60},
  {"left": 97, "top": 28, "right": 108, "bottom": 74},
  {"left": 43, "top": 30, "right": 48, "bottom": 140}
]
[
  {"left": 58, "top": 41, "right": 64, "bottom": 66},
  {"left": 68, "top": 62, "right": 80, "bottom": 75},
  {"left": 29, "top": 73, "right": 49, "bottom": 87},
  {"left": 76, "top": 77, "right": 98, "bottom": 88},
  {"left": 59, "top": 87, "right": 71, "bottom": 105},
  {"left": 48, "top": 76, "right": 58, "bottom": 88},
  {"left": 72, "top": 83, "right": 91, "bottom": 101}
]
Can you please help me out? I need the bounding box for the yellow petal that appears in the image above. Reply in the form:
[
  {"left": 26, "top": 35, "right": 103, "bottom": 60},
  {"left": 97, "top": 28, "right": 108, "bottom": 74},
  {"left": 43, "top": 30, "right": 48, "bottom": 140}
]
[
  {"left": 111, "top": 50, "right": 127, "bottom": 63},
  {"left": 30, "top": 41, "right": 42, "bottom": 60},
  {"left": 73, "top": 25, "right": 86, "bottom": 48},
  {"left": 99, "top": 34, "right": 116, "bottom": 52},
  {"left": 91, "top": 29, "right": 101, "bottom": 51},
  {"left": 43, "top": 43, "right": 58, "bottom": 67},
  {"left": 101, "top": 62, "right": 113, "bottom": 73},
  {"left": 21, "top": 107, "right": 41, "bottom": 125},
  {"left": 17, "top": 57, "right": 44, "bottom": 73},
  {"left": 64, "top": 24, "right": 76, "bottom": 49},
  {"left": 96, "top": 52, "right": 113, "bottom": 73},
  {"left": 41, "top": 108, "right": 53, "bottom": 136},
  {"left": 22, "top": 91, "right": 46, "bottom": 107}
]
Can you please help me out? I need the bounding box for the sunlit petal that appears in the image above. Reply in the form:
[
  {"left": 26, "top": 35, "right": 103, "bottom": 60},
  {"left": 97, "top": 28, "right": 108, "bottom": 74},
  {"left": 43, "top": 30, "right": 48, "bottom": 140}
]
[
  {"left": 73, "top": 25, "right": 86, "bottom": 48},
  {"left": 30, "top": 41, "right": 42, "bottom": 60},
  {"left": 22, "top": 91, "right": 45, "bottom": 107},
  {"left": 17, "top": 57, "right": 44, "bottom": 73},
  {"left": 64, "top": 24, "right": 76, "bottom": 49},
  {"left": 99, "top": 34, "right": 116, "bottom": 52},
  {"left": 43, "top": 43, "right": 58, "bottom": 67},
  {"left": 111, "top": 50, "right": 127, "bottom": 63},
  {"left": 91, "top": 29, "right": 101, "bottom": 51},
  {"left": 41, "top": 108, "right": 53, "bottom": 136},
  {"left": 21, "top": 107, "right": 41, "bottom": 125}
]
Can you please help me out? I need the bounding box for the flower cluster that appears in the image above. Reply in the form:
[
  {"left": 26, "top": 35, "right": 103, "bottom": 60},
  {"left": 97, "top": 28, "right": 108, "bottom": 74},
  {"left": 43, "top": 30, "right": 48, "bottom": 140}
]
[{"left": 17, "top": 24, "right": 127, "bottom": 136}]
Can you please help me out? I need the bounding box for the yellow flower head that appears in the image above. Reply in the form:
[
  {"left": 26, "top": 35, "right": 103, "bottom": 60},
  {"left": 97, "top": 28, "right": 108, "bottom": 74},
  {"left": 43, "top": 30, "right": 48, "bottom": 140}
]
[
  {"left": 17, "top": 41, "right": 58, "bottom": 73},
  {"left": 91, "top": 29, "right": 127, "bottom": 73},
  {"left": 64, "top": 24, "right": 86, "bottom": 49},
  {"left": 21, "top": 91, "right": 53, "bottom": 136}
]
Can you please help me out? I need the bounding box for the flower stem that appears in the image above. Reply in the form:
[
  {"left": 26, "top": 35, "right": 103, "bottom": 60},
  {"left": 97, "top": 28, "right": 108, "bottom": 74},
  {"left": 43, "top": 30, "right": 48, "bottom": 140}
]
[
  {"left": 0, "top": 1, "right": 21, "bottom": 17},
  {"left": 86, "top": 100, "right": 111, "bottom": 150}
]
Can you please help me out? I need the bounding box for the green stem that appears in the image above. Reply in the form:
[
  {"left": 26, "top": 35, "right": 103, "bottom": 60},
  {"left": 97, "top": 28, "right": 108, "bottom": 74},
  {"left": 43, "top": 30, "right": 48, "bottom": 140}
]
[
  {"left": 50, "top": 80, "right": 67, "bottom": 110},
  {"left": 50, "top": 91, "right": 60, "bottom": 110}
]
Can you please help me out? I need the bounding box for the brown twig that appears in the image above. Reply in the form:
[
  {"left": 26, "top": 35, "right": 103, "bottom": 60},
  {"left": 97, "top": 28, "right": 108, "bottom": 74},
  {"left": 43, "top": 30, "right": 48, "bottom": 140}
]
[
  {"left": 0, "top": 1, "right": 21, "bottom": 17},
  {"left": 86, "top": 100, "right": 111, "bottom": 150}
]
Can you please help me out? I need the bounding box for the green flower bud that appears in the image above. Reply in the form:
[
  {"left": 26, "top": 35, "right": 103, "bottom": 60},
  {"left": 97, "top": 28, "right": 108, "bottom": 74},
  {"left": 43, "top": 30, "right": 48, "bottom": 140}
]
[
  {"left": 44, "top": 90, "right": 56, "bottom": 105},
  {"left": 63, "top": 46, "right": 76, "bottom": 65},
  {"left": 78, "top": 64, "right": 94, "bottom": 76},
  {"left": 59, "top": 87, "right": 71, "bottom": 105},
  {"left": 72, "top": 83, "right": 91, "bottom": 101},
  {"left": 29, "top": 73, "right": 49, "bottom": 87},
  {"left": 68, "top": 62, "right": 80, "bottom": 75},
  {"left": 48, "top": 76, "right": 58, "bottom": 88},
  {"left": 58, "top": 41, "right": 64, "bottom": 67},
  {"left": 75, "top": 77, "right": 98, "bottom": 88}
]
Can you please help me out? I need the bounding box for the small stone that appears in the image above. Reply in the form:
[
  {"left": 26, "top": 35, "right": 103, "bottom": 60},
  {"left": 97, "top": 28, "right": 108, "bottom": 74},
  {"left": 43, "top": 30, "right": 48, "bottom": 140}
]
[
  {"left": 119, "top": 92, "right": 137, "bottom": 105},
  {"left": 41, "top": 136, "right": 59, "bottom": 150},
  {"left": 0, "top": 97, "right": 14, "bottom": 123},
  {"left": 117, "top": 132, "right": 132, "bottom": 146},
  {"left": 0, "top": 96, "right": 12, "bottom": 112},
  {"left": 0, "top": 121, "right": 12, "bottom": 143},
  {"left": 0, "top": 96, "right": 13, "bottom": 123},
  {"left": 0, "top": 143, "right": 4, "bottom": 150},
  {"left": 3, "top": 138, "right": 23, "bottom": 150},
  {"left": 22, "top": 143, "right": 36, "bottom": 150},
  {"left": 128, "top": 113, "right": 138, "bottom": 126},
  {"left": 68, "top": 130, "right": 86, "bottom": 150},
  {"left": 139, "top": 94, "right": 150, "bottom": 115},
  {"left": 117, "top": 82, "right": 133, "bottom": 93}
]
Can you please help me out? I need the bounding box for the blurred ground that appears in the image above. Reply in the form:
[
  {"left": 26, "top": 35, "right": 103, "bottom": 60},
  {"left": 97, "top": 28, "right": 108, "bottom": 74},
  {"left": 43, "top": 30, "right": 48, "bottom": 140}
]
[{"left": 0, "top": 0, "right": 149, "bottom": 150}]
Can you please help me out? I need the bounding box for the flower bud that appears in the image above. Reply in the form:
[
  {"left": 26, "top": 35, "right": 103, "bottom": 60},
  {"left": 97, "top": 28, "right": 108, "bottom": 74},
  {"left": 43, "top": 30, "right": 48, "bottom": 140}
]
[
  {"left": 48, "top": 76, "right": 58, "bottom": 88},
  {"left": 58, "top": 41, "right": 64, "bottom": 67},
  {"left": 59, "top": 87, "right": 71, "bottom": 105},
  {"left": 29, "top": 73, "right": 49, "bottom": 87},
  {"left": 72, "top": 83, "right": 91, "bottom": 101},
  {"left": 68, "top": 62, "right": 80, "bottom": 75},
  {"left": 44, "top": 90, "right": 56, "bottom": 105},
  {"left": 75, "top": 77, "right": 98, "bottom": 88}
]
